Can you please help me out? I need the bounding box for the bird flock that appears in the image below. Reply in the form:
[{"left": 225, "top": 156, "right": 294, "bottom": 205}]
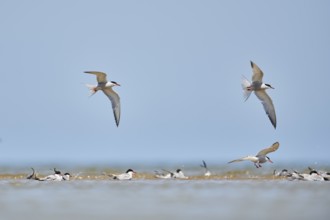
[
  {"left": 25, "top": 162, "right": 330, "bottom": 182},
  {"left": 6, "top": 61, "right": 327, "bottom": 182},
  {"left": 83, "top": 62, "right": 282, "bottom": 169}
]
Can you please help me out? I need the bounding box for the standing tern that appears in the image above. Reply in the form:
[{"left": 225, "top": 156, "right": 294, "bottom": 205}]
[
  {"left": 242, "top": 61, "right": 277, "bottom": 129},
  {"left": 85, "top": 71, "right": 121, "bottom": 127},
  {"left": 228, "top": 142, "right": 280, "bottom": 168}
]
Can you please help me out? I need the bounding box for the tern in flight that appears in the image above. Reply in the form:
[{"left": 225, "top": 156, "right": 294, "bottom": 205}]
[
  {"left": 85, "top": 71, "right": 121, "bottom": 127},
  {"left": 200, "top": 160, "right": 211, "bottom": 176},
  {"left": 242, "top": 61, "right": 277, "bottom": 129},
  {"left": 228, "top": 142, "right": 280, "bottom": 168}
]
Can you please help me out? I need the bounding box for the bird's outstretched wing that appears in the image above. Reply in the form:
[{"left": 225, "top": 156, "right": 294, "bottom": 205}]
[
  {"left": 250, "top": 61, "right": 264, "bottom": 82},
  {"left": 257, "top": 142, "right": 280, "bottom": 156},
  {"left": 200, "top": 160, "right": 208, "bottom": 169},
  {"left": 103, "top": 88, "right": 121, "bottom": 127},
  {"left": 254, "top": 90, "right": 277, "bottom": 129},
  {"left": 85, "top": 71, "right": 108, "bottom": 83},
  {"left": 228, "top": 156, "right": 258, "bottom": 163}
]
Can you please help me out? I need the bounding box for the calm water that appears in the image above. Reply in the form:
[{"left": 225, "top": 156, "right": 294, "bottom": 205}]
[{"left": 1, "top": 165, "right": 329, "bottom": 220}]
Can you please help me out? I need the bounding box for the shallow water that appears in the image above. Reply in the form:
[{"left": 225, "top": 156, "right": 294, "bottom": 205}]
[{"left": 1, "top": 165, "right": 330, "bottom": 220}]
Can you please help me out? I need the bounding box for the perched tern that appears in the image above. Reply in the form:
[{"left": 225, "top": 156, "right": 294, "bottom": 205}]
[
  {"left": 308, "top": 167, "right": 330, "bottom": 179},
  {"left": 173, "top": 169, "right": 188, "bottom": 179},
  {"left": 228, "top": 142, "right": 280, "bottom": 168},
  {"left": 155, "top": 169, "right": 188, "bottom": 179},
  {"left": 287, "top": 171, "right": 305, "bottom": 181},
  {"left": 242, "top": 61, "right": 277, "bottom": 129},
  {"left": 291, "top": 170, "right": 328, "bottom": 181},
  {"left": 273, "top": 169, "right": 290, "bottom": 177},
  {"left": 37, "top": 168, "right": 71, "bottom": 181},
  {"left": 200, "top": 160, "right": 211, "bottom": 176},
  {"left": 154, "top": 170, "right": 174, "bottom": 179},
  {"left": 85, "top": 71, "right": 121, "bottom": 127},
  {"left": 109, "top": 169, "right": 136, "bottom": 180}
]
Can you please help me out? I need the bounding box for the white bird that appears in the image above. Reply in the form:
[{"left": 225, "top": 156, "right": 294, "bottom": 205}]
[
  {"left": 292, "top": 170, "right": 327, "bottom": 181},
  {"left": 37, "top": 168, "right": 71, "bottom": 181},
  {"left": 154, "top": 170, "right": 174, "bottom": 179},
  {"left": 200, "top": 160, "right": 211, "bottom": 176},
  {"left": 273, "top": 169, "right": 291, "bottom": 177},
  {"left": 155, "top": 169, "right": 188, "bottom": 179},
  {"left": 242, "top": 61, "right": 277, "bottom": 129},
  {"left": 173, "top": 169, "right": 188, "bottom": 179},
  {"left": 85, "top": 71, "right": 121, "bottom": 127},
  {"left": 287, "top": 170, "right": 305, "bottom": 181},
  {"left": 37, "top": 168, "right": 61, "bottom": 181},
  {"left": 109, "top": 169, "right": 136, "bottom": 180},
  {"left": 308, "top": 167, "right": 330, "bottom": 179},
  {"left": 228, "top": 142, "right": 280, "bottom": 168}
]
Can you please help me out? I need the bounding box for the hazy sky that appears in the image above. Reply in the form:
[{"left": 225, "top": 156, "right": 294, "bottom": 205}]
[{"left": 1, "top": 0, "right": 329, "bottom": 165}]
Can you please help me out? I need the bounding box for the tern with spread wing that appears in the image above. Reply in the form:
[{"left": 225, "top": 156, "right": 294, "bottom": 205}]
[
  {"left": 242, "top": 61, "right": 277, "bottom": 129},
  {"left": 200, "top": 160, "right": 211, "bottom": 176},
  {"left": 228, "top": 142, "right": 280, "bottom": 168},
  {"left": 85, "top": 71, "right": 121, "bottom": 127}
]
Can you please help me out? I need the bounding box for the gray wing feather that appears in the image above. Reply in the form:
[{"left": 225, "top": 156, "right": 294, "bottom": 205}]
[
  {"left": 85, "top": 71, "right": 108, "bottom": 83},
  {"left": 228, "top": 156, "right": 257, "bottom": 163},
  {"left": 103, "top": 88, "right": 121, "bottom": 127},
  {"left": 254, "top": 90, "right": 276, "bottom": 128},
  {"left": 257, "top": 142, "right": 280, "bottom": 156},
  {"left": 228, "top": 158, "right": 245, "bottom": 163},
  {"left": 251, "top": 61, "right": 264, "bottom": 82}
]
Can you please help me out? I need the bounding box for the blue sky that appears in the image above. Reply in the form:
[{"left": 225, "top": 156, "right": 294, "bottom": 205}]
[{"left": 0, "top": 0, "right": 329, "bottom": 165}]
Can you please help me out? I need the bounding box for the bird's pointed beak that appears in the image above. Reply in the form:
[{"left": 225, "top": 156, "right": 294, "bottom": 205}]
[
  {"left": 269, "top": 159, "right": 273, "bottom": 163},
  {"left": 116, "top": 83, "right": 121, "bottom": 86}
]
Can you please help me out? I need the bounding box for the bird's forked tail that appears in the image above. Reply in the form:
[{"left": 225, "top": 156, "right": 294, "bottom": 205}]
[
  {"left": 241, "top": 75, "right": 252, "bottom": 101},
  {"left": 85, "top": 84, "right": 98, "bottom": 96}
]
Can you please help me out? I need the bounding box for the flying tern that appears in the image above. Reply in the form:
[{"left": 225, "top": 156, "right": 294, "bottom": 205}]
[
  {"left": 242, "top": 61, "right": 277, "bottom": 129},
  {"left": 228, "top": 142, "right": 280, "bottom": 168},
  {"left": 85, "top": 71, "right": 121, "bottom": 127},
  {"left": 200, "top": 160, "right": 211, "bottom": 176}
]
